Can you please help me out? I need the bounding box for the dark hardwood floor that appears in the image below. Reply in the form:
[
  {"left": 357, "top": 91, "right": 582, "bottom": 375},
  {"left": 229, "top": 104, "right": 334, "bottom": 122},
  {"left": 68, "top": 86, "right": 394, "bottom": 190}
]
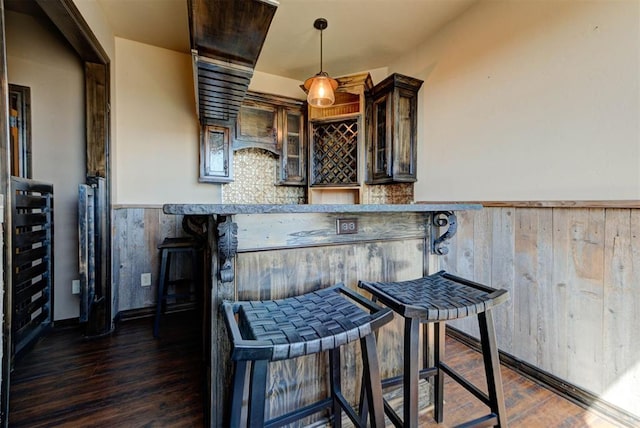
[
  {"left": 410, "top": 338, "right": 623, "bottom": 428},
  {"left": 8, "top": 310, "right": 626, "bottom": 427},
  {"left": 9, "top": 311, "right": 204, "bottom": 427}
]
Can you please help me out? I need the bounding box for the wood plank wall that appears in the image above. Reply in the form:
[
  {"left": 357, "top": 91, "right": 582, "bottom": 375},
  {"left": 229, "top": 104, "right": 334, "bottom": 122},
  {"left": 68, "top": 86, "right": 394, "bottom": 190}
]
[
  {"left": 438, "top": 204, "right": 640, "bottom": 419},
  {"left": 112, "top": 207, "right": 186, "bottom": 313}
]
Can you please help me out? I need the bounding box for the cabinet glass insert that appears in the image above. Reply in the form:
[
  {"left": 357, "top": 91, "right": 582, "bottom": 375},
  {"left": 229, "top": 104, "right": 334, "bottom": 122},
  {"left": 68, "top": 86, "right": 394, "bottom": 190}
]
[
  {"left": 375, "top": 97, "right": 388, "bottom": 175},
  {"left": 285, "top": 112, "right": 301, "bottom": 179},
  {"left": 205, "top": 127, "right": 227, "bottom": 177}
]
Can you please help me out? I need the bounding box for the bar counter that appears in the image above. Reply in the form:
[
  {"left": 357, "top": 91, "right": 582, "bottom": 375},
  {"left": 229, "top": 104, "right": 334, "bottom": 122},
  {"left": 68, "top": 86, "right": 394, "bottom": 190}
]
[
  {"left": 163, "top": 202, "right": 480, "bottom": 215},
  {"left": 162, "top": 203, "right": 480, "bottom": 427}
]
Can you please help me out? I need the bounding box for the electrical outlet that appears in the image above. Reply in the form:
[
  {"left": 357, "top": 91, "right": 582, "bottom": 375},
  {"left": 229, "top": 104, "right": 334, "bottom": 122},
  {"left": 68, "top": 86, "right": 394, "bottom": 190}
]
[
  {"left": 72, "top": 279, "right": 80, "bottom": 295},
  {"left": 336, "top": 218, "right": 358, "bottom": 235},
  {"left": 141, "top": 273, "right": 152, "bottom": 287}
]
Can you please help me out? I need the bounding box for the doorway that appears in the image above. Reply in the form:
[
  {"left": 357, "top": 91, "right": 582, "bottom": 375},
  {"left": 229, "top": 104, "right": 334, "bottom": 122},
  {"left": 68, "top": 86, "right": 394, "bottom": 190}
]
[{"left": 0, "top": 0, "right": 111, "bottom": 424}]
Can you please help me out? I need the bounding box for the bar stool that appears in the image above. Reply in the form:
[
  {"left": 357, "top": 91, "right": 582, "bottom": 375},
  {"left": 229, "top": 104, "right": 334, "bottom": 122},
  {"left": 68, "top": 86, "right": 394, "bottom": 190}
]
[
  {"left": 154, "top": 237, "right": 202, "bottom": 338},
  {"left": 358, "top": 271, "right": 509, "bottom": 428},
  {"left": 222, "top": 284, "right": 394, "bottom": 428}
]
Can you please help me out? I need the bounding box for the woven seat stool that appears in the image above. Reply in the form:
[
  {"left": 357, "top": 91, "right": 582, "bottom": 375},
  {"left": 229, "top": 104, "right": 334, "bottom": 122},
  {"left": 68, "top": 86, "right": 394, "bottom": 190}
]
[
  {"left": 222, "top": 284, "right": 393, "bottom": 428},
  {"left": 154, "top": 237, "right": 202, "bottom": 338},
  {"left": 358, "top": 270, "right": 509, "bottom": 428}
]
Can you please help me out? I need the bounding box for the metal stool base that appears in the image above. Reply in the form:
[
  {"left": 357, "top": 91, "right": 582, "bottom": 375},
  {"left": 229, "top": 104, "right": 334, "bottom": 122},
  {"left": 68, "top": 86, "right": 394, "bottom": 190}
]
[
  {"left": 154, "top": 237, "right": 202, "bottom": 338},
  {"left": 359, "top": 271, "right": 509, "bottom": 428}
]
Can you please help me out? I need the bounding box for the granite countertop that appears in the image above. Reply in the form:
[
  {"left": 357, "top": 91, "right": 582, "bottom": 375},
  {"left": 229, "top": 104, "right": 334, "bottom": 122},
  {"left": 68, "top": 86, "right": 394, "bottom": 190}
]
[{"left": 163, "top": 202, "right": 482, "bottom": 216}]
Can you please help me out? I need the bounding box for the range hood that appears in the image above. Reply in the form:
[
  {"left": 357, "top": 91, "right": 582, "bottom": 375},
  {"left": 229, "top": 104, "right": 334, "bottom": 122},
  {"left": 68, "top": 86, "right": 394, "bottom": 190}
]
[{"left": 188, "top": 0, "right": 279, "bottom": 123}]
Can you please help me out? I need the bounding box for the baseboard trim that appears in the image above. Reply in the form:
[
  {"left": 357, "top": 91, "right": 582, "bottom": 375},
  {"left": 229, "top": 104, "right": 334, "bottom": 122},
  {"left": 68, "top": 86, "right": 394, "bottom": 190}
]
[
  {"left": 446, "top": 326, "right": 640, "bottom": 428},
  {"left": 115, "top": 302, "right": 197, "bottom": 323},
  {"left": 52, "top": 317, "right": 80, "bottom": 328}
]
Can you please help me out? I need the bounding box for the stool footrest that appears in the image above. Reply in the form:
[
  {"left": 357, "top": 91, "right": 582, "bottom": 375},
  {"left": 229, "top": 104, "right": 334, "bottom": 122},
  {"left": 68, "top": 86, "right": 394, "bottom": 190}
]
[
  {"left": 440, "top": 361, "right": 490, "bottom": 406},
  {"left": 163, "top": 292, "right": 195, "bottom": 300},
  {"left": 264, "top": 397, "right": 333, "bottom": 428},
  {"left": 334, "top": 388, "right": 361, "bottom": 427},
  {"left": 166, "top": 278, "right": 195, "bottom": 286},
  {"left": 381, "top": 366, "right": 438, "bottom": 389},
  {"left": 454, "top": 413, "right": 498, "bottom": 428},
  {"left": 383, "top": 398, "right": 403, "bottom": 428}
]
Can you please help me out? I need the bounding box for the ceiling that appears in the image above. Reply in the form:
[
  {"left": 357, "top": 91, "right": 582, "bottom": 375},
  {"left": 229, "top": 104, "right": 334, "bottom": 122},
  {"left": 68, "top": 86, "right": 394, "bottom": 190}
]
[{"left": 96, "top": 0, "right": 478, "bottom": 82}]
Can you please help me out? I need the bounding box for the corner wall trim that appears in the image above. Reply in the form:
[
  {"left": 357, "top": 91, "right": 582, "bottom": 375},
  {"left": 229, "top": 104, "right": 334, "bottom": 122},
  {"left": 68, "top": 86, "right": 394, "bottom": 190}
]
[{"left": 417, "top": 200, "right": 640, "bottom": 209}]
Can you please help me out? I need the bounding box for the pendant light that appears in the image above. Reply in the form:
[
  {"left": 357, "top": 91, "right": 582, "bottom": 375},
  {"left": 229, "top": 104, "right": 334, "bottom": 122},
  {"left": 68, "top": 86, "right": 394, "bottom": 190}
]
[{"left": 303, "top": 18, "right": 338, "bottom": 108}]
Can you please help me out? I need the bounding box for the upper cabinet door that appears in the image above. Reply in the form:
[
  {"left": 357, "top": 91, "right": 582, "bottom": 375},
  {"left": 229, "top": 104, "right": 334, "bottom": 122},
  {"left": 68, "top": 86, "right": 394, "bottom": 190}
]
[
  {"left": 200, "top": 124, "right": 232, "bottom": 183},
  {"left": 367, "top": 73, "right": 423, "bottom": 184},
  {"left": 371, "top": 92, "right": 392, "bottom": 181},
  {"left": 234, "top": 101, "right": 278, "bottom": 152},
  {"left": 393, "top": 88, "right": 418, "bottom": 180},
  {"left": 280, "top": 108, "right": 306, "bottom": 185}
]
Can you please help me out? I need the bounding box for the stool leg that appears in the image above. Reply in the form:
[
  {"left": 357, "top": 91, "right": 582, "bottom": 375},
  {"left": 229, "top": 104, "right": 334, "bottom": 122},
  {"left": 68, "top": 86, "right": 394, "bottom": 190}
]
[
  {"left": 154, "top": 249, "right": 170, "bottom": 338},
  {"left": 329, "top": 348, "right": 342, "bottom": 428},
  {"left": 230, "top": 360, "right": 248, "bottom": 427},
  {"left": 190, "top": 247, "right": 201, "bottom": 328},
  {"left": 404, "top": 317, "right": 420, "bottom": 428},
  {"left": 478, "top": 310, "right": 508, "bottom": 427},
  {"left": 433, "top": 321, "right": 445, "bottom": 423},
  {"left": 248, "top": 360, "right": 268, "bottom": 428},
  {"left": 361, "top": 334, "right": 385, "bottom": 428}
]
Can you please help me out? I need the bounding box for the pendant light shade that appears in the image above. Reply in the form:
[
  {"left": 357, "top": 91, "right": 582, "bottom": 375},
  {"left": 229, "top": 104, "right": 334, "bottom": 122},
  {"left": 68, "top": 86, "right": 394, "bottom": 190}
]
[
  {"left": 304, "top": 72, "right": 338, "bottom": 107},
  {"left": 304, "top": 18, "right": 338, "bottom": 108}
]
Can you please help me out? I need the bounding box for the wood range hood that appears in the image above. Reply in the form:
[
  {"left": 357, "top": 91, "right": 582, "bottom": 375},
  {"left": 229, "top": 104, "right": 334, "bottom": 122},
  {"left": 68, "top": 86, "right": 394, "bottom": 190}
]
[{"left": 188, "top": 0, "right": 279, "bottom": 124}]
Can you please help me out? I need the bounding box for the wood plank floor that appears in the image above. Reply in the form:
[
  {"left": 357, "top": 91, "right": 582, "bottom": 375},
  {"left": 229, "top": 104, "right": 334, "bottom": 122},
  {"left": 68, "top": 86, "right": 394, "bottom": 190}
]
[
  {"left": 9, "top": 311, "right": 626, "bottom": 427},
  {"left": 407, "top": 338, "right": 624, "bottom": 428},
  {"left": 9, "top": 311, "right": 204, "bottom": 427}
]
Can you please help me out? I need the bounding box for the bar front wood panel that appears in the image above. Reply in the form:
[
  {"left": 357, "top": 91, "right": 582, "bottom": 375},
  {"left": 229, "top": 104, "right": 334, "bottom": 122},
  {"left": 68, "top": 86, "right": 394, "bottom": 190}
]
[
  {"left": 439, "top": 206, "right": 640, "bottom": 419},
  {"left": 235, "top": 211, "right": 427, "bottom": 251}
]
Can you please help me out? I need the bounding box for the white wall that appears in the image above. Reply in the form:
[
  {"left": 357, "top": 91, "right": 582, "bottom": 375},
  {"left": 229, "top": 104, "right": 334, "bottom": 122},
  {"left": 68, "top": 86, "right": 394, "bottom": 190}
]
[
  {"left": 250, "top": 70, "right": 307, "bottom": 100},
  {"left": 114, "top": 38, "right": 219, "bottom": 205},
  {"left": 6, "top": 11, "right": 85, "bottom": 320},
  {"left": 113, "top": 39, "right": 312, "bottom": 205},
  {"left": 393, "top": 0, "right": 640, "bottom": 201}
]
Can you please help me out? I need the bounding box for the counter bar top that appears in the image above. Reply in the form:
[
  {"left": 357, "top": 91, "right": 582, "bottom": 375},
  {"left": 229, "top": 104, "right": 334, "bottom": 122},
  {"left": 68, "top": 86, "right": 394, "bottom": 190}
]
[{"left": 163, "top": 203, "right": 482, "bottom": 216}]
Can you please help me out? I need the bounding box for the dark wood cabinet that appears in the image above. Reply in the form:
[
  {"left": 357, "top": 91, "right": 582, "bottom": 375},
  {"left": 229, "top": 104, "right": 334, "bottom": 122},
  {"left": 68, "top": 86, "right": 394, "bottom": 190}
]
[
  {"left": 367, "top": 73, "right": 423, "bottom": 184},
  {"left": 198, "top": 92, "right": 305, "bottom": 185},
  {"left": 233, "top": 91, "right": 306, "bottom": 185},
  {"left": 234, "top": 100, "right": 278, "bottom": 150},
  {"left": 280, "top": 107, "right": 305, "bottom": 185},
  {"left": 199, "top": 123, "right": 232, "bottom": 183}
]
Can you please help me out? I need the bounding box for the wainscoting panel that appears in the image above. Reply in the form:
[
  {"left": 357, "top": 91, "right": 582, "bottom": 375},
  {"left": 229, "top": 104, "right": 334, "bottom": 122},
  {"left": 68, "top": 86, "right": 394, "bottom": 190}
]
[
  {"left": 439, "top": 205, "right": 640, "bottom": 418},
  {"left": 112, "top": 207, "right": 185, "bottom": 313}
]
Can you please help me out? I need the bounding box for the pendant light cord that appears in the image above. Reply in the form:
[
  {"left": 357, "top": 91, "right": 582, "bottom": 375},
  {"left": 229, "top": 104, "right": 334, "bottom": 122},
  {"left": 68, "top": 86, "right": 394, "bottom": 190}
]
[{"left": 319, "top": 28, "right": 323, "bottom": 73}]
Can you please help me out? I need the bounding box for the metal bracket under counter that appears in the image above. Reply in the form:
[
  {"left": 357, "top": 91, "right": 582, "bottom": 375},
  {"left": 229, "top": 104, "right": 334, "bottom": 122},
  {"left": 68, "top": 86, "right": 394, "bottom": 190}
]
[
  {"left": 216, "top": 216, "right": 238, "bottom": 282},
  {"left": 431, "top": 211, "right": 458, "bottom": 256}
]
